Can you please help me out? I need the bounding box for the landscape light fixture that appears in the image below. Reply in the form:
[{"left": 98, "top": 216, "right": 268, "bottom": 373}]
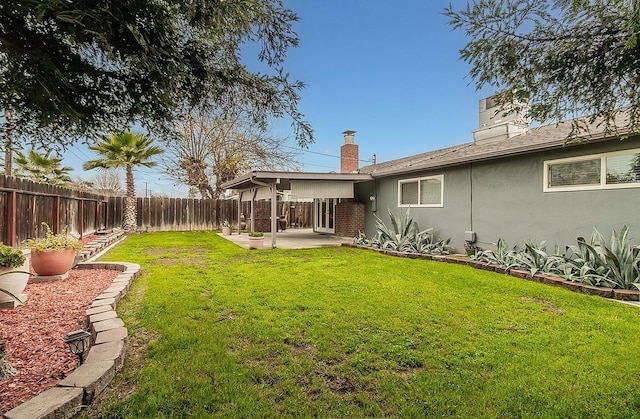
[{"left": 63, "top": 330, "right": 92, "bottom": 365}]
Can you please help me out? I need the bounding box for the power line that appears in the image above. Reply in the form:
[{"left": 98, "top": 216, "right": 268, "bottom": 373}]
[{"left": 281, "top": 144, "right": 373, "bottom": 163}]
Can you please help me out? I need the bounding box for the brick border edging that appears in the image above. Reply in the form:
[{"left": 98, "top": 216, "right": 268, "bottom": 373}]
[
  {"left": 342, "top": 243, "right": 640, "bottom": 303},
  {"left": 3, "top": 261, "right": 141, "bottom": 419},
  {"left": 75, "top": 231, "right": 126, "bottom": 264}
]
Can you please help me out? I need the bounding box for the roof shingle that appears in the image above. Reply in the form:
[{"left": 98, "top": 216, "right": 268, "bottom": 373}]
[{"left": 360, "top": 117, "right": 635, "bottom": 177}]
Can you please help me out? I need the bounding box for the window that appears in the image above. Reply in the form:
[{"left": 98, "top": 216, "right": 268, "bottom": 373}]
[
  {"left": 544, "top": 149, "right": 640, "bottom": 192},
  {"left": 398, "top": 175, "right": 444, "bottom": 207},
  {"left": 548, "top": 158, "right": 601, "bottom": 187}
]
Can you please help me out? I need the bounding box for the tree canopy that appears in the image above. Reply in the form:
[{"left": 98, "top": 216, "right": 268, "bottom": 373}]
[
  {"left": 444, "top": 0, "right": 640, "bottom": 138},
  {"left": 165, "top": 105, "right": 300, "bottom": 199},
  {"left": 13, "top": 149, "right": 72, "bottom": 186},
  {"left": 84, "top": 132, "right": 163, "bottom": 231},
  {"left": 0, "top": 0, "right": 312, "bottom": 149}
]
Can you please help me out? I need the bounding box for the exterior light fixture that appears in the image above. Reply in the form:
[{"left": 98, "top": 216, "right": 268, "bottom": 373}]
[{"left": 63, "top": 330, "right": 92, "bottom": 365}]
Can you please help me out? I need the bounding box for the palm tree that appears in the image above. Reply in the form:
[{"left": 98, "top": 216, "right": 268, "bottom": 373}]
[
  {"left": 13, "top": 149, "right": 73, "bottom": 186},
  {"left": 83, "top": 132, "right": 163, "bottom": 231}
]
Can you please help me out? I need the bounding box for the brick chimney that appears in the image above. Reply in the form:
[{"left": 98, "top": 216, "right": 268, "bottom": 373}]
[{"left": 340, "top": 130, "right": 359, "bottom": 173}]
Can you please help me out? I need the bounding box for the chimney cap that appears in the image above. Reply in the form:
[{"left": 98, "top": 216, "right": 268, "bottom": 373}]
[{"left": 342, "top": 130, "right": 356, "bottom": 144}]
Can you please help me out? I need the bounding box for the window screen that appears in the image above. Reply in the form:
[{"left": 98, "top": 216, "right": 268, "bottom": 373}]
[
  {"left": 420, "top": 177, "right": 442, "bottom": 205},
  {"left": 399, "top": 175, "right": 443, "bottom": 207},
  {"left": 548, "top": 159, "right": 600, "bottom": 187},
  {"left": 606, "top": 153, "right": 640, "bottom": 185},
  {"left": 400, "top": 181, "right": 418, "bottom": 205}
]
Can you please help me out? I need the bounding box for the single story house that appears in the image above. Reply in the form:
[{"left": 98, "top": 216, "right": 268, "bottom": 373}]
[{"left": 223, "top": 98, "right": 640, "bottom": 251}]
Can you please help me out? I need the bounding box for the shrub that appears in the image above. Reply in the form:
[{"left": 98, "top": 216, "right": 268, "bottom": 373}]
[
  {"left": 0, "top": 244, "right": 25, "bottom": 268},
  {"left": 22, "top": 222, "right": 83, "bottom": 253}
]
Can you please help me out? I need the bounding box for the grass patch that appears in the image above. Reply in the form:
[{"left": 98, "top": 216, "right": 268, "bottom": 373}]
[{"left": 82, "top": 231, "right": 640, "bottom": 418}]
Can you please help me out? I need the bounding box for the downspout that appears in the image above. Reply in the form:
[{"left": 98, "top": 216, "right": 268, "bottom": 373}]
[{"left": 469, "top": 162, "right": 473, "bottom": 232}]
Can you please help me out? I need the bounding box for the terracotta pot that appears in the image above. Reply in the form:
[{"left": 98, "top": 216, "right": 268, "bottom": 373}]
[
  {"left": 248, "top": 236, "right": 264, "bottom": 249},
  {"left": 31, "top": 249, "right": 76, "bottom": 276},
  {"left": 222, "top": 226, "right": 232, "bottom": 236},
  {"left": 0, "top": 251, "right": 30, "bottom": 303}
]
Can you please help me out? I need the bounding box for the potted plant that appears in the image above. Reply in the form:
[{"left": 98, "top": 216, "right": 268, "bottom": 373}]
[
  {"left": 222, "top": 219, "right": 232, "bottom": 236},
  {"left": 248, "top": 231, "right": 264, "bottom": 249},
  {"left": 0, "top": 244, "right": 30, "bottom": 305},
  {"left": 22, "top": 223, "right": 83, "bottom": 277}
]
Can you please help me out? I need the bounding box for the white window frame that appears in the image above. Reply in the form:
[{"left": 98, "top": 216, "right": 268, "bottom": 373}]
[
  {"left": 543, "top": 148, "right": 640, "bottom": 192},
  {"left": 398, "top": 174, "right": 444, "bottom": 207}
]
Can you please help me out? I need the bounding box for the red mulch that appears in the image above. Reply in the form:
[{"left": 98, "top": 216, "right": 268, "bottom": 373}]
[
  {"left": 80, "top": 235, "right": 99, "bottom": 246},
  {"left": 0, "top": 268, "right": 120, "bottom": 414}
]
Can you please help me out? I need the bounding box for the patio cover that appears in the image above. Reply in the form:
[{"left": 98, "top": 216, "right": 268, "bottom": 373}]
[{"left": 221, "top": 171, "right": 372, "bottom": 248}]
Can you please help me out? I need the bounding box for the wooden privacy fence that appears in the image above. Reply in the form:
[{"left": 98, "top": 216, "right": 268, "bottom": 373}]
[
  {"left": 0, "top": 175, "right": 123, "bottom": 247},
  {"left": 0, "top": 174, "right": 315, "bottom": 246},
  {"left": 136, "top": 198, "right": 314, "bottom": 231}
]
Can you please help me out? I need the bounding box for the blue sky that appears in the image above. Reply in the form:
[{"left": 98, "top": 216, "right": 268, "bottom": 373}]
[{"left": 69, "top": 0, "right": 494, "bottom": 197}]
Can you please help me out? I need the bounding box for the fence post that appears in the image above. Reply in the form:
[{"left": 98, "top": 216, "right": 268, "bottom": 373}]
[
  {"left": 7, "top": 190, "right": 16, "bottom": 247},
  {"left": 54, "top": 195, "right": 60, "bottom": 234},
  {"left": 78, "top": 199, "right": 84, "bottom": 239}
]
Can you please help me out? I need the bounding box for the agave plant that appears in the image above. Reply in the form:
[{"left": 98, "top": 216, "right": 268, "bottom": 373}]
[
  {"left": 414, "top": 228, "right": 453, "bottom": 255},
  {"left": 564, "top": 231, "right": 610, "bottom": 285},
  {"left": 354, "top": 209, "right": 454, "bottom": 255},
  {"left": 561, "top": 226, "right": 640, "bottom": 289},
  {"left": 373, "top": 209, "right": 420, "bottom": 252},
  {"left": 602, "top": 226, "right": 640, "bottom": 290},
  {"left": 473, "top": 238, "right": 518, "bottom": 267},
  {"left": 509, "top": 241, "right": 568, "bottom": 277}
]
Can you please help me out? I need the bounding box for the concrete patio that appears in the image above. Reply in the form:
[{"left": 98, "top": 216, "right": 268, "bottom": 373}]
[{"left": 219, "top": 228, "right": 354, "bottom": 249}]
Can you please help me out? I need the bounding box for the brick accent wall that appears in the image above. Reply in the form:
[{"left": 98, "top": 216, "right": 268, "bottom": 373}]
[
  {"left": 253, "top": 205, "right": 289, "bottom": 232},
  {"left": 340, "top": 143, "right": 359, "bottom": 173},
  {"left": 335, "top": 199, "right": 365, "bottom": 238},
  {"left": 254, "top": 206, "right": 273, "bottom": 232}
]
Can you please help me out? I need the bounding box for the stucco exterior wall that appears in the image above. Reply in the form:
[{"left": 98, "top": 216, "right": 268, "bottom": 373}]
[
  {"left": 357, "top": 167, "right": 472, "bottom": 251},
  {"left": 359, "top": 136, "right": 640, "bottom": 253}
]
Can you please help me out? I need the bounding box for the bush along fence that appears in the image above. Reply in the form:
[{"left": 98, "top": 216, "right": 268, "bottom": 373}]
[{"left": 352, "top": 209, "right": 640, "bottom": 302}]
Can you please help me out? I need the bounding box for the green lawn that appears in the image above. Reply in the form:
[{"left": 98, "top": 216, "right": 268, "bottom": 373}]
[{"left": 83, "top": 231, "right": 640, "bottom": 418}]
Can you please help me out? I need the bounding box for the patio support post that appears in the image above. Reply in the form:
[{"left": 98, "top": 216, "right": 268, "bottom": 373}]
[
  {"left": 250, "top": 188, "right": 256, "bottom": 232},
  {"left": 270, "top": 184, "right": 277, "bottom": 248},
  {"left": 237, "top": 191, "right": 243, "bottom": 233}
]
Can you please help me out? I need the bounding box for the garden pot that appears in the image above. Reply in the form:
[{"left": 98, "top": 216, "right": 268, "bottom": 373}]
[
  {"left": 30, "top": 249, "right": 76, "bottom": 276},
  {"left": 248, "top": 236, "right": 264, "bottom": 250},
  {"left": 222, "top": 226, "right": 232, "bottom": 236},
  {"left": 0, "top": 251, "right": 30, "bottom": 304}
]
